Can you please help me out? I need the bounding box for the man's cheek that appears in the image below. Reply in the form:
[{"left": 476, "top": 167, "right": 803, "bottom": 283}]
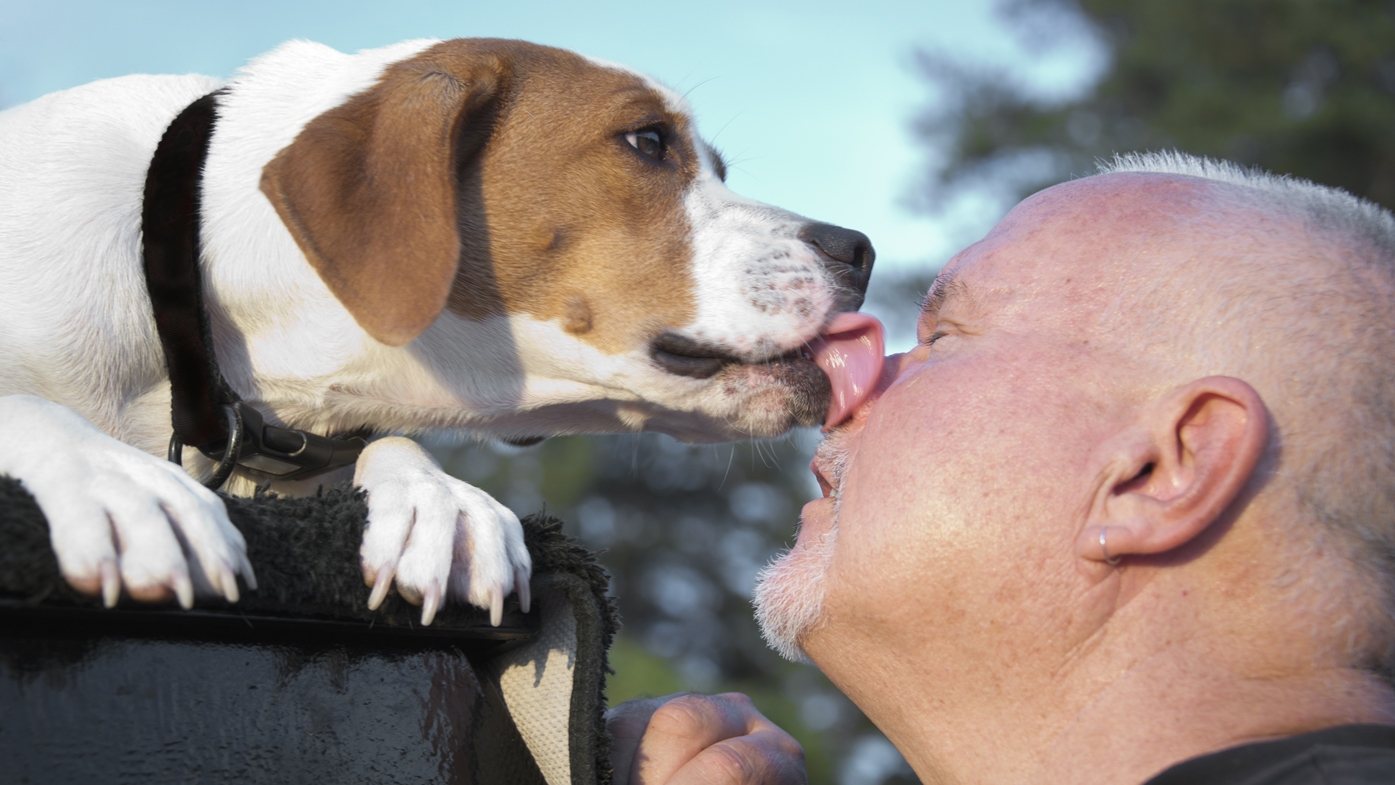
[{"left": 835, "top": 465, "right": 927, "bottom": 577}]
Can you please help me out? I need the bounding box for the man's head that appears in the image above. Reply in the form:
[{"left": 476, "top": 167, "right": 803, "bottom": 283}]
[{"left": 755, "top": 153, "right": 1395, "bottom": 733}]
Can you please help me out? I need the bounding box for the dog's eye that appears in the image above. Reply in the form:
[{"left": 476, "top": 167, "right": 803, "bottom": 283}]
[{"left": 625, "top": 128, "right": 665, "bottom": 160}]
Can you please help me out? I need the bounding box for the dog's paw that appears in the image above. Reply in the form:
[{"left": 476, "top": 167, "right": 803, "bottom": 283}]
[
  {"left": 0, "top": 395, "right": 256, "bottom": 608},
  {"left": 355, "top": 437, "right": 532, "bottom": 626}
]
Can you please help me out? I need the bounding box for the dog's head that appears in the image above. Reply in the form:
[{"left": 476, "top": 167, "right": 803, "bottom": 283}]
[{"left": 258, "top": 39, "right": 878, "bottom": 442}]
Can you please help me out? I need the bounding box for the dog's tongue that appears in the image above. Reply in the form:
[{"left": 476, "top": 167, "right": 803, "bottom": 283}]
[{"left": 809, "top": 312, "right": 885, "bottom": 431}]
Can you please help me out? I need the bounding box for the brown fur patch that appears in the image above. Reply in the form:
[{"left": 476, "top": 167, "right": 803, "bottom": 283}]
[
  {"left": 261, "top": 38, "right": 698, "bottom": 353},
  {"left": 438, "top": 40, "right": 697, "bottom": 354},
  {"left": 564, "top": 295, "right": 593, "bottom": 335}
]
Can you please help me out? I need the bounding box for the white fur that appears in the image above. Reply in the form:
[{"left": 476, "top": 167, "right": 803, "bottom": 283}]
[
  {"left": 0, "top": 39, "right": 860, "bottom": 622},
  {"left": 684, "top": 179, "right": 841, "bottom": 355}
]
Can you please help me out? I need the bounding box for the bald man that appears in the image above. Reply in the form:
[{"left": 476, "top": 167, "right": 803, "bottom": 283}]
[{"left": 607, "top": 154, "right": 1395, "bottom": 784}]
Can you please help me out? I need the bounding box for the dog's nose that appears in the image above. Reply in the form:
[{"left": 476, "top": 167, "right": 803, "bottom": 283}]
[{"left": 798, "top": 222, "right": 875, "bottom": 295}]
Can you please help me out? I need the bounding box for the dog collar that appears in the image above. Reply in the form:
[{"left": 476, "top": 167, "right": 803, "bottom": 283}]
[{"left": 141, "top": 91, "right": 368, "bottom": 489}]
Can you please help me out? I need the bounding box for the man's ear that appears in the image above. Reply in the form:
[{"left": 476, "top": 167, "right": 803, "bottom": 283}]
[{"left": 1079, "top": 376, "right": 1270, "bottom": 565}]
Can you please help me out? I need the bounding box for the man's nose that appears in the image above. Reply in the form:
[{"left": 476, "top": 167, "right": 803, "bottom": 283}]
[{"left": 880, "top": 351, "right": 918, "bottom": 389}]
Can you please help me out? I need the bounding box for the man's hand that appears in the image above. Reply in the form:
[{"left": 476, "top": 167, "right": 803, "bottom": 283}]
[{"left": 605, "top": 692, "right": 807, "bottom": 785}]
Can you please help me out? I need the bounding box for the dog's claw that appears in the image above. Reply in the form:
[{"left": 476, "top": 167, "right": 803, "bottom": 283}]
[
  {"left": 367, "top": 562, "right": 395, "bottom": 611},
  {"left": 356, "top": 437, "right": 531, "bottom": 629},
  {"left": 241, "top": 558, "right": 258, "bottom": 591},
  {"left": 219, "top": 564, "right": 240, "bottom": 604},
  {"left": 515, "top": 565, "right": 531, "bottom": 614},
  {"left": 172, "top": 570, "right": 194, "bottom": 610},
  {"left": 421, "top": 580, "right": 442, "bottom": 627},
  {"left": 100, "top": 559, "right": 120, "bottom": 608}
]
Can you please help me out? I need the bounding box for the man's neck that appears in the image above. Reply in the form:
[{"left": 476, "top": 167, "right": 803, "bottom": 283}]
[
  {"left": 821, "top": 632, "right": 1395, "bottom": 785},
  {"left": 1039, "top": 654, "right": 1395, "bottom": 785}
]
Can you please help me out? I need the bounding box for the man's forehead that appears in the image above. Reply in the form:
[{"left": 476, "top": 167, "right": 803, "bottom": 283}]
[
  {"left": 920, "top": 178, "right": 1189, "bottom": 325},
  {"left": 941, "top": 173, "right": 1223, "bottom": 278},
  {"left": 920, "top": 227, "right": 1041, "bottom": 322},
  {"left": 919, "top": 244, "right": 1033, "bottom": 330}
]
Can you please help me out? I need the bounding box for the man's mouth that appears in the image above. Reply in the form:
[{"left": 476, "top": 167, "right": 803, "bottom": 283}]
[
  {"left": 810, "top": 424, "right": 855, "bottom": 500},
  {"left": 811, "top": 458, "right": 835, "bottom": 498}
]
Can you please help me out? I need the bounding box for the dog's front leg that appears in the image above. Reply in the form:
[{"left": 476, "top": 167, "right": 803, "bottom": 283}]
[
  {"left": 0, "top": 395, "right": 255, "bottom": 607},
  {"left": 354, "top": 437, "right": 532, "bottom": 626}
]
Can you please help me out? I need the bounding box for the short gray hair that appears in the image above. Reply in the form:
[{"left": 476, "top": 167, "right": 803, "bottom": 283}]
[
  {"left": 1099, "top": 151, "right": 1395, "bottom": 259},
  {"left": 1098, "top": 151, "right": 1395, "bottom": 679}
]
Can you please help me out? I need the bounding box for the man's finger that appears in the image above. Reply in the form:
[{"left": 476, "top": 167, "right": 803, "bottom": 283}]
[
  {"left": 628, "top": 693, "right": 751, "bottom": 784},
  {"left": 606, "top": 694, "right": 683, "bottom": 784},
  {"left": 618, "top": 692, "right": 806, "bottom": 785},
  {"left": 666, "top": 729, "right": 807, "bottom": 785}
]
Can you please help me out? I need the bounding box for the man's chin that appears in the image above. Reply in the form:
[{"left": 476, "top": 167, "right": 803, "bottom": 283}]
[{"left": 753, "top": 515, "right": 839, "bottom": 664}]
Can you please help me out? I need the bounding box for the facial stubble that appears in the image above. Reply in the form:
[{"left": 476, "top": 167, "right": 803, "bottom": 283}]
[{"left": 753, "top": 427, "right": 855, "bottom": 662}]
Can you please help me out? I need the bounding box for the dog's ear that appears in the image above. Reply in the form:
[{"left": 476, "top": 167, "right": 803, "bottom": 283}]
[{"left": 261, "top": 47, "right": 508, "bottom": 347}]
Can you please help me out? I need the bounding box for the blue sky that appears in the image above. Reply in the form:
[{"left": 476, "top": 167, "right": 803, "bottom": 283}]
[{"left": 1, "top": 0, "right": 1102, "bottom": 277}]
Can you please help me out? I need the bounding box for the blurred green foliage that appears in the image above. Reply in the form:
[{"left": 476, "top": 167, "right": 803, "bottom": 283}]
[{"left": 915, "top": 0, "right": 1395, "bottom": 213}]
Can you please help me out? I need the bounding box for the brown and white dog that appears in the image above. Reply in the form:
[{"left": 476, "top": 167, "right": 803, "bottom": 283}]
[{"left": 0, "top": 38, "right": 883, "bottom": 625}]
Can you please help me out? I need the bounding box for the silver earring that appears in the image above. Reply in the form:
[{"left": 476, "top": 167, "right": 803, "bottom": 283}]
[{"left": 1100, "top": 529, "right": 1121, "bottom": 566}]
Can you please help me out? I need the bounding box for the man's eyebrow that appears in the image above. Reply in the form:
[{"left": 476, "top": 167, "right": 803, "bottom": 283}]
[{"left": 921, "top": 269, "right": 967, "bottom": 321}]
